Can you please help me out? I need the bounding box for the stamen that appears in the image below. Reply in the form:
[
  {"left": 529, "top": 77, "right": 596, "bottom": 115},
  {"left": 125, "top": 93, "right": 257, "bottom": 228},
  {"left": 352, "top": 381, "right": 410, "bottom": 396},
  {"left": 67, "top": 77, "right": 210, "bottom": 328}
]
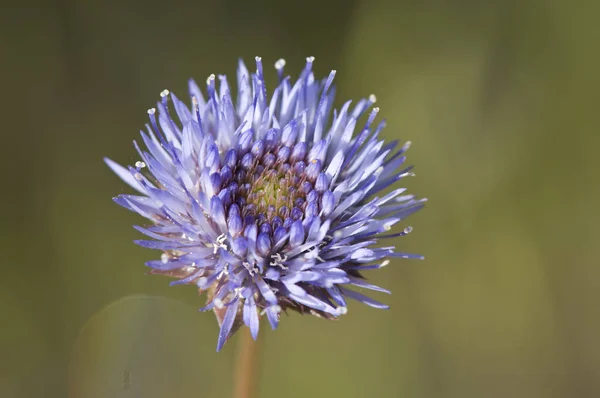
[
  {"left": 269, "top": 253, "right": 288, "bottom": 269},
  {"left": 213, "top": 234, "right": 228, "bottom": 254},
  {"left": 213, "top": 298, "right": 224, "bottom": 309},
  {"left": 216, "top": 264, "right": 229, "bottom": 280},
  {"left": 274, "top": 59, "right": 286, "bottom": 69},
  {"left": 243, "top": 261, "right": 260, "bottom": 276}
]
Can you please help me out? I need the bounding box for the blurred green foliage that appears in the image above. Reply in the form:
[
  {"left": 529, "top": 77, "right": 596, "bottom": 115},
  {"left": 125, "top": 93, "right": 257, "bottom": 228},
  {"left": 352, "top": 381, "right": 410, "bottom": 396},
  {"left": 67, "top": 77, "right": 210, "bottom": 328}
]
[{"left": 1, "top": 0, "right": 599, "bottom": 397}]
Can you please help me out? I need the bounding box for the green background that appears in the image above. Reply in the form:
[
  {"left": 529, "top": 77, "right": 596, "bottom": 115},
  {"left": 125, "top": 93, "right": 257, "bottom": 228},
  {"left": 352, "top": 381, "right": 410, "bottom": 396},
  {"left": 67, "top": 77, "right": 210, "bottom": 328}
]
[{"left": 1, "top": 0, "right": 599, "bottom": 397}]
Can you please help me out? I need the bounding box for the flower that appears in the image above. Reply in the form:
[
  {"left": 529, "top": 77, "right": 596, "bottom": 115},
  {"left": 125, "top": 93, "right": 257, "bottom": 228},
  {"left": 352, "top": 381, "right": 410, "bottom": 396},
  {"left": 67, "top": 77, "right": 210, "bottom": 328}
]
[{"left": 105, "top": 56, "right": 426, "bottom": 351}]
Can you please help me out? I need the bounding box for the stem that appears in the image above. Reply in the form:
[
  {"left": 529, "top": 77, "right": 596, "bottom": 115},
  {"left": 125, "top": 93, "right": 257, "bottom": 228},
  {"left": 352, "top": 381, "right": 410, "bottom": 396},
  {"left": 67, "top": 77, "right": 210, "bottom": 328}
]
[{"left": 232, "top": 328, "right": 261, "bottom": 398}]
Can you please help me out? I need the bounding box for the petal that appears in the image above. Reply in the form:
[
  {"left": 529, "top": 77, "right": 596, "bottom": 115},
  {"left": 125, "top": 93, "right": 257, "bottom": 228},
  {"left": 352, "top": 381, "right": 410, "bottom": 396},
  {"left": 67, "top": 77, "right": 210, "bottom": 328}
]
[
  {"left": 104, "top": 158, "right": 146, "bottom": 194},
  {"left": 216, "top": 298, "right": 240, "bottom": 352},
  {"left": 339, "top": 287, "right": 389, "bottom": 309}
]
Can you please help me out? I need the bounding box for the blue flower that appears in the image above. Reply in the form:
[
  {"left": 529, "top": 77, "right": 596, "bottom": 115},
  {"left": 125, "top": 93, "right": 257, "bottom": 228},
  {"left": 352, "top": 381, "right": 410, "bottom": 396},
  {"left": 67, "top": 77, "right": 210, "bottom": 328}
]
[{"left": 105, "top": 57, "right": 426, "bottom": 351}]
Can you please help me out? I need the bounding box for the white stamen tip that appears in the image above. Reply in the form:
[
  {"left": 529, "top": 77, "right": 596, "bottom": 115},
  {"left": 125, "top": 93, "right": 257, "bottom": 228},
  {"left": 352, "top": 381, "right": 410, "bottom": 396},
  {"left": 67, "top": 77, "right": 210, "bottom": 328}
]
[
  {"left": 255, "top": 56, "right": 262, "bottom": 62},
  {"left": 369, "top": 94, "right": 377, "bottom": 103},
  {"left": 384, "top": 224, "right": 392, "bottom": 231},
  {"left": 273, "top": 305, "right": 282, "bottom": 313},
  {"left": 306, "top": 56, "right": 315, "bottom": 63},
  {"left": 375, "top": 166, "right": 384, "bottom": 176},
  {"left": 160, "top": 89, "right": 169, "bottom": 97},
  {"left": 337, "top": 306, "right": 348, "bottom": 315},
  {"left": 275, "top": 59, "right": 286, "bottom": 69},
  {"left": 135, "top": 161, "right": 146, "bottom": 169},
  {"left": 161, "top": 253, "right": 169, "bottom": 264},
  {"left": 333, "top": 230, "right": 344, "bottom": 239},
  {"left": 381, "top": 260, "right": 390, "bottom": 267},
  {"left": 197, "top": 277, "right": 208, "bottom": 287},
  {"left": 403, "top": 141, "right": 412, "bottom": 150},
  {"left": 404, "top": 226, "right": 413, "bottom": 234},
  {"left": 147, "top": 108, "right": 156, "bottom": 115},
  {"left": 373, "top": 107, "right": 380, "bottom": 113},
  {"left": 207, "top": 74, "right": 215, "bottom": 84},
  {"left": 213, "top": 298, "right": 224, "bottom": 309}
]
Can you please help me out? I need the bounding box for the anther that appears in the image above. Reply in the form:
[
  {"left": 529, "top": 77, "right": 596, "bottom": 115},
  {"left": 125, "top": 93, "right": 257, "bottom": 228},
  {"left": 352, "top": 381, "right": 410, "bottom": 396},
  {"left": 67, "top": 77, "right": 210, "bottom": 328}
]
[
  {"left": 243, "top": 261, "right": 259, "bottom": 276},
  {"left": 213, "top": 233, "right": 228, "bottom": 254},
  {"left": 213, "top": 298, "right": 224, "bottom": 309},
  {"left": 269, "top": 253, "right": 288, "bottom": 269},
  {"left": 197, "top": 277, "right": 208, "bottom": 288},
  {"left": 275, "top": 59, "right": 286, "bottom": 69},
  {"left": 337, "top": 306, "right": 348, "bottom": 315},
  {"left": 135, "top": 161, "right": 146, "bottom": 169},
  {"left": 160, "top": 89, "right": 170, "bottom": 98}
]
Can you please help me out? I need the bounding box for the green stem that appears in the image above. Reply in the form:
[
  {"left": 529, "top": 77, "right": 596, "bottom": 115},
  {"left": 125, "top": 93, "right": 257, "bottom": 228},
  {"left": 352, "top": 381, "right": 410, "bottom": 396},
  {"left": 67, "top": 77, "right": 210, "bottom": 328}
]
[{"left": 232, "top": 328, "right": 261, "bottom": 398}]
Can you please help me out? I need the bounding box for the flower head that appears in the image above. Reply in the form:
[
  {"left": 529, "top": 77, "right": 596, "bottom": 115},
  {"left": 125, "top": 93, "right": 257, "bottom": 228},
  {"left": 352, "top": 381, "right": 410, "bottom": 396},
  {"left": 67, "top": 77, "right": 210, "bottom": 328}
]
[{"left": 105, "top": 57, "right": 426, "bottom": 351}]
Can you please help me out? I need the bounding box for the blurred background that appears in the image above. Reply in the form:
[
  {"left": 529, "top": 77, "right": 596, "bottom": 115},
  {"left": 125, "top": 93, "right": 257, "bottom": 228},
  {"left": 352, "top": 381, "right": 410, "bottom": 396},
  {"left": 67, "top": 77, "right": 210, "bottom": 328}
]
[{"left": 1, "top": 0, "right": 599, "bottom": 397}]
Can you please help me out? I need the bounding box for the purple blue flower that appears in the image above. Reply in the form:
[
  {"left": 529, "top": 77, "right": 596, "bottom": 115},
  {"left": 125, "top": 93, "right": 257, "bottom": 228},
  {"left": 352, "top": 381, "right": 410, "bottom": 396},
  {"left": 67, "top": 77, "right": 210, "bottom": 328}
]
[{"left": 105, "top": 57, "right": 426, "bottom": 351}]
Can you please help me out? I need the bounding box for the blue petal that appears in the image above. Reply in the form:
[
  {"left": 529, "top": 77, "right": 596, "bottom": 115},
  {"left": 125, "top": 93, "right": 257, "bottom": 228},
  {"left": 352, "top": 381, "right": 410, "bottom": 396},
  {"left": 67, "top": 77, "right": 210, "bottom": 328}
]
[
  {"left": 216, "top": 298, "right": 240, "bottom": 352},
  {"left": 347, "top": 277, "right": 391, "bottom": 294},
  {"left": 266, "top": 305, "right": 280, "bottom": 330},
  {"left": 289, "top": 220, "right": 305, "bottom": 248},
  {"left": 210, "top": 196, "right": 227, "bottom": 229},
  {"left": 243, "top": 297, "right": 260, "bottom": 340},
  {"left": 104, "top": 158, "right": 146, "bottom": 194},
  {"left": 339, "top": 287, "right": 389, "bottom": 309}
]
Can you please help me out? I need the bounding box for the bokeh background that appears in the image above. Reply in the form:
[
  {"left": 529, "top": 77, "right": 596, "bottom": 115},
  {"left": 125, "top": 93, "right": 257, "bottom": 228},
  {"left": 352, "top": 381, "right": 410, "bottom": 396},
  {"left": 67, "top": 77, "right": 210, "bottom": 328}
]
[{"left": 1, "top": 0, "right": 599, "bottom": 397}]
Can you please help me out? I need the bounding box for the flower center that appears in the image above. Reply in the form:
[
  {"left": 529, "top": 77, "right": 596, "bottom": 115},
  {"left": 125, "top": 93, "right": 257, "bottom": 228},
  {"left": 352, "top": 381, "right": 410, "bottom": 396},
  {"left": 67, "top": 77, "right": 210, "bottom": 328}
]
[
  {"left": 214, "top": 138, "right": 328, "bottom": 243},
  {"left": 246, "top": 168, "right": 298, "bottom": 217},
  {"left": 235, "top": 146, "right": 313, "bottom": 227}
]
